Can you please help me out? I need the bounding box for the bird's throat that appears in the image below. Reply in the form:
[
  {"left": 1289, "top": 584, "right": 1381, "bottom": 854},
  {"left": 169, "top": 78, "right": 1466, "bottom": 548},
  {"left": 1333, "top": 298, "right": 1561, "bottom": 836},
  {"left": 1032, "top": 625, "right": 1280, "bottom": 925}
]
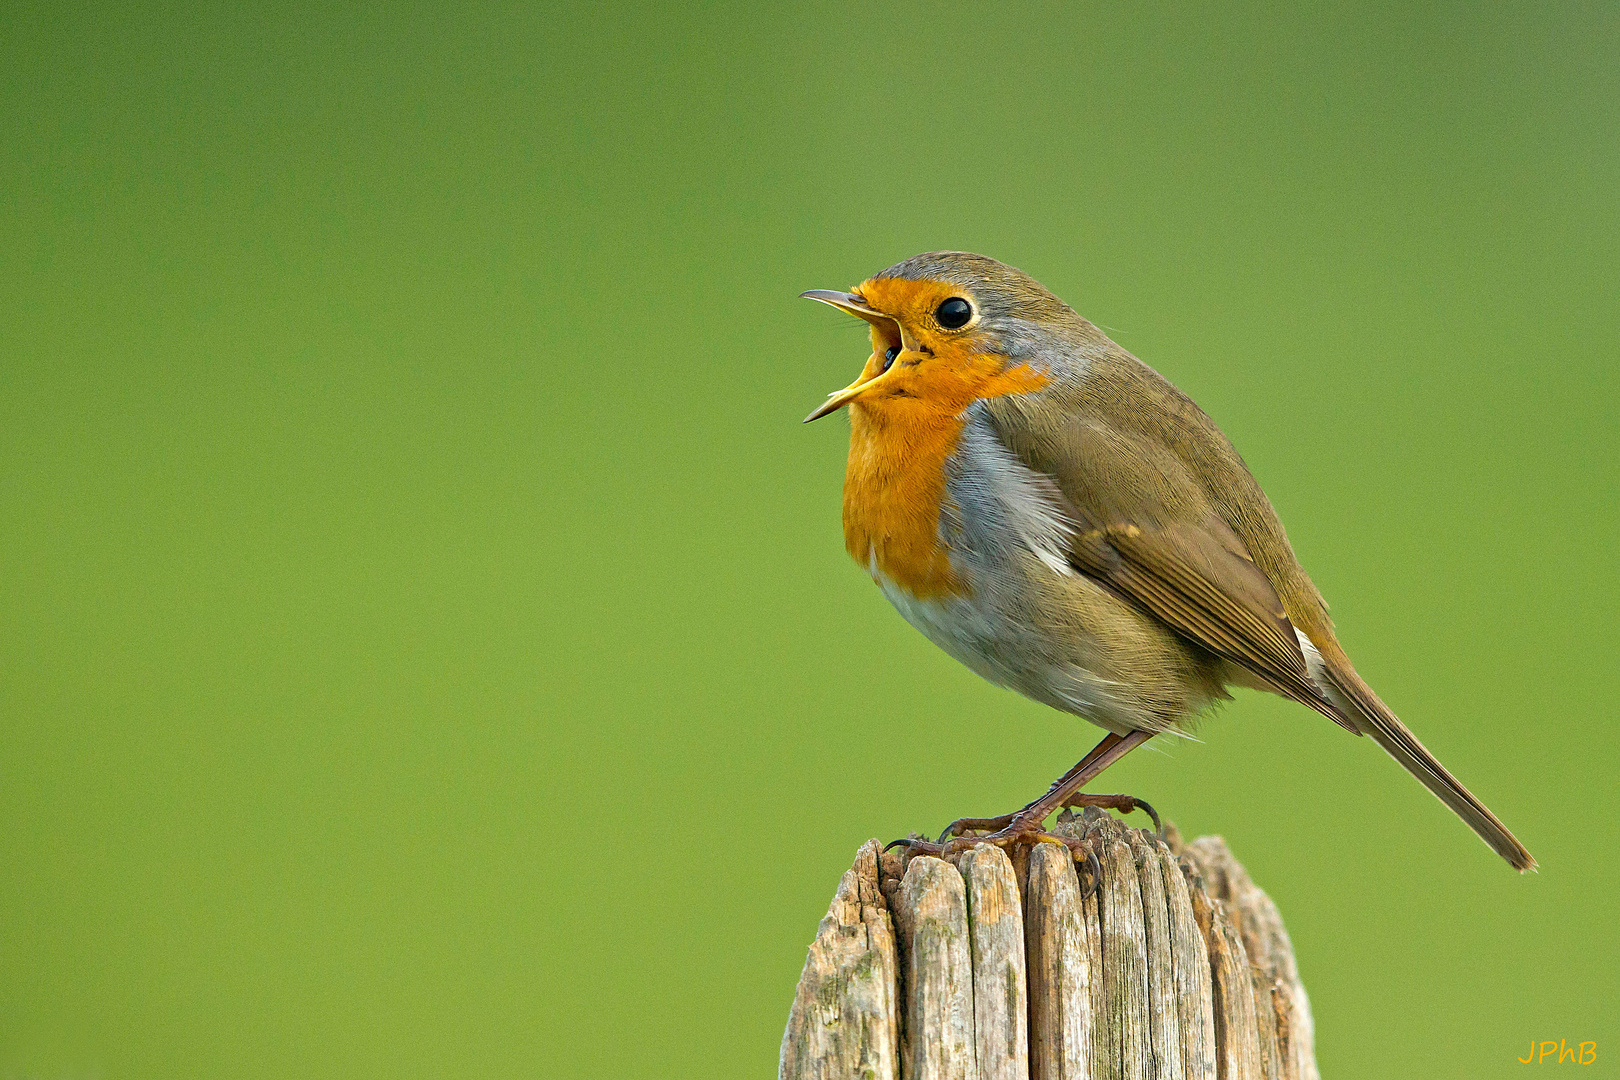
[
  {"left": 842, "top": 404, "right": 966, "bottom": 600},
  {"left": 839, "top": 352, "right": 1048, "bottom": 600}
]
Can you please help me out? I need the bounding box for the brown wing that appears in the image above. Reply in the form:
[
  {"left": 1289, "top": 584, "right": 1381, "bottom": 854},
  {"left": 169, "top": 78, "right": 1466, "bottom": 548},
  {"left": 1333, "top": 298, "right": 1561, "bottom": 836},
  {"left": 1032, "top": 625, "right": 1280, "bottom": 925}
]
[
  {"left": 1066, "top": 514, "right": 1351, "bottom": 728},
  {"left": 984, "top": 407, "right": 1353, "bottom": 730}
]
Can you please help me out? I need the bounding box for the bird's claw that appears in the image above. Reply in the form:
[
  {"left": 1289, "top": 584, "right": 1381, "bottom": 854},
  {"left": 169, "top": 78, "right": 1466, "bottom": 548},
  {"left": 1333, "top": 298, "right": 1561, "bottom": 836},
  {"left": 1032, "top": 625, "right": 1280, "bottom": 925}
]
[
  {"left": 1077, "top": 844, "right": 1104, "bottom": 898},
  {"left": 1135, "top": 798, "right": 1163, "bottom": 837},
  {"left": 1059, "top": 793, "right": 1163, "bottom": 839}
]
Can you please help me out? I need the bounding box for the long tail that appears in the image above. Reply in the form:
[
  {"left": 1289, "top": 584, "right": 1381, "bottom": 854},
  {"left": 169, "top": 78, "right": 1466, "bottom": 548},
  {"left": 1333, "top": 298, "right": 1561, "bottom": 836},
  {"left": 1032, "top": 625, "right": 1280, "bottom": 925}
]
[{"left": 1310, "top": 642, "right": 1536, "bottom": 871}]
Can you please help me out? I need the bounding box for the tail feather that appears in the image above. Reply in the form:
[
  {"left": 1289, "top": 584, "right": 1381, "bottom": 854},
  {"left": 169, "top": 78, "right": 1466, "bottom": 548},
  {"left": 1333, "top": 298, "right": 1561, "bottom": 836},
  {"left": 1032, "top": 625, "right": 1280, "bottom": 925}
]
[{"left": 1322, "top": 661, "right": 1536, "bottom": 872}]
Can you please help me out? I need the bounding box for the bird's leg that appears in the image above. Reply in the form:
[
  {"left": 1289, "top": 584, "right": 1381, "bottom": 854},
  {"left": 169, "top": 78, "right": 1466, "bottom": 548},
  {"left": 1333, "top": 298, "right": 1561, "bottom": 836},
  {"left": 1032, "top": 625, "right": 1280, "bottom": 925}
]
[
  {"left": 934, "top": 733, "right": 1125, "bottom": 842},
  {"left": 935, "top": 731, "right": 1139, "bottom": 842},
  {"left": 897, "top": 730, "right": 1154, "bottom": 857}
]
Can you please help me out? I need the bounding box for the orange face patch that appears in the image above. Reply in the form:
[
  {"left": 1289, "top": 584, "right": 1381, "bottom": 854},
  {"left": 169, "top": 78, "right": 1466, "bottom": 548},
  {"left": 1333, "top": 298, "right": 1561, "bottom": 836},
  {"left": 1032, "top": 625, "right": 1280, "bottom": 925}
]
[{"left": 838, "top": 278, "right": 1049, "bottom": 598}]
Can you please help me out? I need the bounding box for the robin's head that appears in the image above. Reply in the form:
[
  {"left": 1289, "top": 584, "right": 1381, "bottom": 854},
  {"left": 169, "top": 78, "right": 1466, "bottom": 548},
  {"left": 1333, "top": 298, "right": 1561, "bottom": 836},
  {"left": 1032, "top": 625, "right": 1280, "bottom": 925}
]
[{"left": 800, "top": 252, "right": 1082, "bottom": 423}]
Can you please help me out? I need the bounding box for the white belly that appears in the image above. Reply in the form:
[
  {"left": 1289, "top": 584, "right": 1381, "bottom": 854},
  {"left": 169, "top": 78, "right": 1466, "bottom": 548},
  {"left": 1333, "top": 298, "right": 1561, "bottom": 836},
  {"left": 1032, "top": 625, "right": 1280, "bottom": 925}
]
[{"left": 873, "top": 572, "right": 1142, "bottom": 735}]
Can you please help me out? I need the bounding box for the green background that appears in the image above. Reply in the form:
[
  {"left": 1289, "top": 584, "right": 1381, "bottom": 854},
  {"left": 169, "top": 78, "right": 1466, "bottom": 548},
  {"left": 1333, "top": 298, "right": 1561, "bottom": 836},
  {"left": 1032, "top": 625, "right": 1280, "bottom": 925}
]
[{"left": 4, "top": 3, "right": 1616, "bottom": 1077}]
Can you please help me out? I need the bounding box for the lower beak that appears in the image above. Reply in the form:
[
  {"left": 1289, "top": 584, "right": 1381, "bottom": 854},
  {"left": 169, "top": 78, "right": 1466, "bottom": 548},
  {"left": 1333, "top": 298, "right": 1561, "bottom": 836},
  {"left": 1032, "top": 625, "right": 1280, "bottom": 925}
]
[
  {"left": 803, "top": 370, "right": 890, "bottom": 422},
  {"left": 800, "top": 289, "right": 901, "bottom": 423}
]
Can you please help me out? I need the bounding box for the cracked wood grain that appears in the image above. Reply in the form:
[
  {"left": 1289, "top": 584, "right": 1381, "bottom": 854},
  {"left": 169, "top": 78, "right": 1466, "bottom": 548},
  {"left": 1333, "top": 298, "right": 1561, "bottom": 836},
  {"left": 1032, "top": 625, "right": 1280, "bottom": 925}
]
[
  {"left": 893, "top": 855, "right": 976, "bottom": 1080},
  {"left": 958, "top": 846, "right": 1030, "bottom": 1080},
  {"left": 1025, "top": 841, "right": 1095, "bottom": 1080},
  {"left": 780, "top": 839, "right": 900, "bottom": 1080},
  {"left": 781, "top": 826, "right": 1316, "bottom": 1080}
]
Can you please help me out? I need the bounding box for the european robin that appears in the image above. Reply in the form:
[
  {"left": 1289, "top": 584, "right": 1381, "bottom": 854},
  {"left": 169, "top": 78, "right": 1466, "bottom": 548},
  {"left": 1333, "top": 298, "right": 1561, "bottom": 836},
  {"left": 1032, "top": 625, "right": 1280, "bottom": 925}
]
[{"left": 801, "top": 251, "right": 1534, "bottom": 871}]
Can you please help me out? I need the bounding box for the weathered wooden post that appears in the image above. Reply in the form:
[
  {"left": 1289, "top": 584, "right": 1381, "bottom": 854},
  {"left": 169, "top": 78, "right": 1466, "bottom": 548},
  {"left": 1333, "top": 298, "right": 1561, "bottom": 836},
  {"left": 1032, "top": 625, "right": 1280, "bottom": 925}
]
[{"left": 780, "top": 810, "right": 1318, "bottom": 1080}]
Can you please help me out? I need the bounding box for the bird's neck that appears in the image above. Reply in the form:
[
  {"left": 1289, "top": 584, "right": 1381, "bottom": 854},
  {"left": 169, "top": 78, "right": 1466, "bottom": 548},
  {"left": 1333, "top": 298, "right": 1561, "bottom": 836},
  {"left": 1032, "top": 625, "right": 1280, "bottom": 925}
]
[
  {"left": 840, "top": 361, "right": 1049, "bottom": 600},
  {"left": 842, "top": 402, "right": 966, "bottom": 600}
]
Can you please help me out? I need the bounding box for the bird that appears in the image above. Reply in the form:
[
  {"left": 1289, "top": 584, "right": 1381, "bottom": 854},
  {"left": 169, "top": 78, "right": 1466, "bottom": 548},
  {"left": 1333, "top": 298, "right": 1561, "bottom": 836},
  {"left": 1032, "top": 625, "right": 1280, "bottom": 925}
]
[{"left": 800, "top": 251, "right": 1535, "bottom": 871}]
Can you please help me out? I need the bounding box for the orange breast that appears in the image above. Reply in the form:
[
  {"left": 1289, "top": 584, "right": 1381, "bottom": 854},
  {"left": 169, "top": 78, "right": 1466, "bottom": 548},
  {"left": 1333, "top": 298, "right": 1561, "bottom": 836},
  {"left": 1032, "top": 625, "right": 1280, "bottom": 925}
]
[
  {"left": 841, "top": 358, "right": 1049, "bottom": 598},
  {"left": 842, "top": 407, "right": 966, "bottom": 599}
]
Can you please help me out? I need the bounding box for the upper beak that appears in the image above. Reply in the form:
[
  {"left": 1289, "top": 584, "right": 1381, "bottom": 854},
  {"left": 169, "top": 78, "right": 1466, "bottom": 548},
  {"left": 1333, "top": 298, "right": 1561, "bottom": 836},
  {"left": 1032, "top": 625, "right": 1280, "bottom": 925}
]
[
  {"left": 799, "top": 289, "right": 903, "bottom": 423},
  {"left": 799, "top": 290, "right": 889, "bottom": 325}
]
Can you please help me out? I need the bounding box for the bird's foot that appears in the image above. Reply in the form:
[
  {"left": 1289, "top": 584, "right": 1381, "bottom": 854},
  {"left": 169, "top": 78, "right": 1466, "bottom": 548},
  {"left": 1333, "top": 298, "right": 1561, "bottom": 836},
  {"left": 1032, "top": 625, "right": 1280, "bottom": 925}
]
[
  {"left": 883, "top": 811, "right": 1076, "bottom": 860},
  {"left": 882, "top": 814, "right": 1117, "bottom": 899},
  {"left": 937, "top": 813, "right": 1018, "bottom": 844},
  {"left": 1059, "top": 792, "right": 1163, "bottom": 837},
  {"left": 930, "top": 793, "right": 1159, "bottom": 845},
  {"left": 884, "top": 791, "right": 1161, "bottom": 865},
  {"left": 882, "top": 819, "right": 1104, "bottom": 895}
]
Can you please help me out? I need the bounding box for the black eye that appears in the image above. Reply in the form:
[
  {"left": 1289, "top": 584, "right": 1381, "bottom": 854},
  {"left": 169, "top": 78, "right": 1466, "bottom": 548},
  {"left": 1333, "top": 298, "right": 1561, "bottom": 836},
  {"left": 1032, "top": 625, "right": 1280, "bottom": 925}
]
[
  {"left": 936, "top": 297, "right": 973, "bottom": 329},
  {"left": 882, "top": 345, "right": 900, "bottom": 371}
]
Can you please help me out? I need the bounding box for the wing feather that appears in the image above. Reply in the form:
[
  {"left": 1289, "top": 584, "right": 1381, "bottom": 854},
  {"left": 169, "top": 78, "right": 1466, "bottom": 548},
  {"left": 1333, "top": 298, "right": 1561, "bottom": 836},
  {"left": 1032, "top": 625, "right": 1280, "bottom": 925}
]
[{"left": 985, "top": 409, "right": 1353, "bottom": 729}]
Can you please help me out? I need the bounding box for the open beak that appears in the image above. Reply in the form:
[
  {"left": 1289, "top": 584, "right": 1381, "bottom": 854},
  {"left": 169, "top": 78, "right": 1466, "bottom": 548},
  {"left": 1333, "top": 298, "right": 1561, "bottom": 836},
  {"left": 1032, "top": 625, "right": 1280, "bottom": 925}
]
[{"left": 800, "top": 290, "right": 904, "bottom": 423}]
